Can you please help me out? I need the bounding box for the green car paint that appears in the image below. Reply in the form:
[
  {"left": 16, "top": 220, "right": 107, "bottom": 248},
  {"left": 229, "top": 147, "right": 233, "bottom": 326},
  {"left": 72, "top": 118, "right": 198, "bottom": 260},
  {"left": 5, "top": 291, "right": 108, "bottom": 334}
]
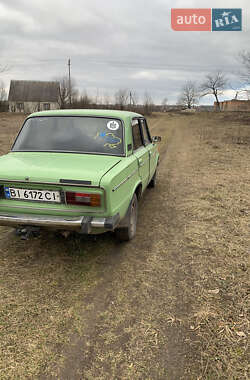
[{"left": 0, "top": 109, "right": 160, "bottom": 236}]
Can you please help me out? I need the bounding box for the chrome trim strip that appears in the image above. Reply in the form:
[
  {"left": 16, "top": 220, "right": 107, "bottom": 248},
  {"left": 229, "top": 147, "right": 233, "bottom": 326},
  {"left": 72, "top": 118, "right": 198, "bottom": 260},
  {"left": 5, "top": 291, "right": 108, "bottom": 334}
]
[
  {"left": 0, "top": 179, "right": 99, "bottom": 188},
  {"left": 112, "top": 169, "right": 138, "bottom": 192},
  {"left": 60, "top": 179, "right": 92, "bottom": 185}
]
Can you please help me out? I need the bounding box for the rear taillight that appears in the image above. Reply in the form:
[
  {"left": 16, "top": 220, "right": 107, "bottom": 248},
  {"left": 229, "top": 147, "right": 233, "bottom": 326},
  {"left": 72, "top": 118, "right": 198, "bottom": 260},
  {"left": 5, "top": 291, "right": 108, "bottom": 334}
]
[{"left": 66, "top": 192, "right": 101, "bottom": 207}]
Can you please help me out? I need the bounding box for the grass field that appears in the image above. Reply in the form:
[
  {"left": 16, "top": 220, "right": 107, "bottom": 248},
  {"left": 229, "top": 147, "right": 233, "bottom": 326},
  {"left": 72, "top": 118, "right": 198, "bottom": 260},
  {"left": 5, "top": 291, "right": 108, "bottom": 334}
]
[{"left": 0, "top": 111, "right": 249, "bottom": 379}]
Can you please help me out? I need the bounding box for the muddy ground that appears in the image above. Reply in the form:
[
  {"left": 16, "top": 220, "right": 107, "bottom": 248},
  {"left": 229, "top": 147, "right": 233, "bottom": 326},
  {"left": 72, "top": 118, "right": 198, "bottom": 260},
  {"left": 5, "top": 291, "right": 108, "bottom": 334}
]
[{"left": 0, "top": 112, "right": 249, "bottom": 379}]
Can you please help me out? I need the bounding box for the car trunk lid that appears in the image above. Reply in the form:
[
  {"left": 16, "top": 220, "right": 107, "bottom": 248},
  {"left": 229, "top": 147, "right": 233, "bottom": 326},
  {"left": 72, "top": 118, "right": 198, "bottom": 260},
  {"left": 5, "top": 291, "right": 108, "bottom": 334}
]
[{"left": 0, "top": 152, "right": 121, "bottom": 187}]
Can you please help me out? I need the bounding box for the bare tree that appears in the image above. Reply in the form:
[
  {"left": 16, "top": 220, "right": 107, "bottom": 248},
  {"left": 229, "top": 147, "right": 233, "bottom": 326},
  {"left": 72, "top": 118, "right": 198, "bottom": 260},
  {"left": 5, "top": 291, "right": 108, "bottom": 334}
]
[
  {"left": 131, "top": 91, "right": 139, "bottom": 107},
  {"left": 114, "top": 89, "right": 129, "bottom": 110},
  {"left": 178, "top": 81, "right": 198, "bottom": 109},
  {"left": 103, "top": 92, "right": 111, "bottom": 107},
  {"left": 94, "top": 88, "right": 101, "bottom": 105},
  {"left": 128, "top": 90, "right": 139, "bottom": 111},
  {"left": 237, "top": 89, "right": 250, "bottom": 100},
  {"left": 72, "top": 90, "right": 93, "bottom": 109},
  {"left": 230, "top": 82, "right": 250, "bottom": 100},
  {"left": 200, "top": 71, "right": 227, "bottom": 110},
  {"left": 54, "top": 76, "right": 78, "bottom": 109},
  {"left": 81, "top": 91, "right": 93, "bottom": 107},
  {"left": 142, "top": 91, "right": 154, "bottom": 115},
  {"left": 161, "top": 97, "right": 168, "bottom": 111},
  {"left": 0, "top": 66, "right": 9, "bottom": 101},
  {"left": 0, "top": 80, "right": 7, "bottom": 111},
  {"left": 0, "top": 80, "right": 6, "bottom": 101}
]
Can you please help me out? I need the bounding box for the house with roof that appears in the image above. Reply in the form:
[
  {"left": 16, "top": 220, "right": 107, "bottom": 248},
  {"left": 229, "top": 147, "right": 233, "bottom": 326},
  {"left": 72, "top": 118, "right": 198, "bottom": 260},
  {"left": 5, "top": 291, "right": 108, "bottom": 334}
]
[{"left": 8, "top": 80, "right": 60, "bottom": 113}]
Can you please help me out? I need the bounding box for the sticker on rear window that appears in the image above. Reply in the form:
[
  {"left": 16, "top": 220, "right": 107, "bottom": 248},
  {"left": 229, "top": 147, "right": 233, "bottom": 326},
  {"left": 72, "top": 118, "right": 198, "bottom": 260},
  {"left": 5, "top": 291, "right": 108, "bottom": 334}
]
[
  {"left": 95, "top": 132, "right": 122, "bottom": 149},
  {"left": 4, "top": 187, "right": 10, "bottom": 198},
  {"left": 107, "top": 120, "right": 119, "bottom": 131}
]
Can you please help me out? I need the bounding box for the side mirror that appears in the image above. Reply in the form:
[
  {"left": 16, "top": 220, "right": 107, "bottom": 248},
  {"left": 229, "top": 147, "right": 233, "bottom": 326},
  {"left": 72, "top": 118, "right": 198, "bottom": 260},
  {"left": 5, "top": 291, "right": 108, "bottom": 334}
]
[{"left": 152, "top": 136, "right": 161, "bottom": 143}]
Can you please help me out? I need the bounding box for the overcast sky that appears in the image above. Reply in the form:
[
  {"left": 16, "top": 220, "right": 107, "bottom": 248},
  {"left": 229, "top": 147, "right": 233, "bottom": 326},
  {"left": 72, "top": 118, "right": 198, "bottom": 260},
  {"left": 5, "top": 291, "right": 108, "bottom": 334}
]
[{"left": 0, "top": 0, "right": 249, "bottom": 104}]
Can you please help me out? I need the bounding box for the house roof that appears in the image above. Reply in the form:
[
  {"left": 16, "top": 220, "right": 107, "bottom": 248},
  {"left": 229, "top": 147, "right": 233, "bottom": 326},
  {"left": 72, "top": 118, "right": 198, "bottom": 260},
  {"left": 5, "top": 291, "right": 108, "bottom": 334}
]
[{"left": 8, "top": 80, "right": 60, "bottom": 102}]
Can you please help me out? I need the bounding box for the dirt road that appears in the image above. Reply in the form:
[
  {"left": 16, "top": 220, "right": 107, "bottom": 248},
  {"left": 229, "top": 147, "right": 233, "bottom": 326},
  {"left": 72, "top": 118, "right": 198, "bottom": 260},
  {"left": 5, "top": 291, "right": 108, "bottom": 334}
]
[
  {"left": 49, "top": 119, "right": 197, "bottom": 380},
  {"left": 0, "top": 112, "right": 249, "bottom": 379}
]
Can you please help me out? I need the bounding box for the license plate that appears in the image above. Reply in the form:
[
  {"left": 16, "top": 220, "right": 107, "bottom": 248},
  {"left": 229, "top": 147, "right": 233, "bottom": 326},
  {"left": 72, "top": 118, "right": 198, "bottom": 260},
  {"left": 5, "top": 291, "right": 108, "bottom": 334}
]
[{"left": 4, "top": 187, "right": 61, "bottom": 203}]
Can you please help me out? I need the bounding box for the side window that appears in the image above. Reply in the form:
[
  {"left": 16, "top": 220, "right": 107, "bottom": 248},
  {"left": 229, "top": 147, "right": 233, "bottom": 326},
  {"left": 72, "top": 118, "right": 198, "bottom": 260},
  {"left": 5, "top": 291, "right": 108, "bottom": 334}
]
[
  {"left": 140, "top": 119, "right": 151, "bottom": 145},
  {"left": 132, "top": 119, "right": 143, "bottom": 150}
]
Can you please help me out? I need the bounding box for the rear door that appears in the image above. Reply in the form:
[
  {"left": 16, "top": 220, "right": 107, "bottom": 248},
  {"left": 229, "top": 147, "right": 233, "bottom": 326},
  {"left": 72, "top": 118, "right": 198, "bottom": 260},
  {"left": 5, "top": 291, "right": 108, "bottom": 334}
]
[
  {"left": 139, "top": 118, "right": 158, "bottom": 181},
  {"left": 132, "top": 118, "right": 150, "bottom": 190}
]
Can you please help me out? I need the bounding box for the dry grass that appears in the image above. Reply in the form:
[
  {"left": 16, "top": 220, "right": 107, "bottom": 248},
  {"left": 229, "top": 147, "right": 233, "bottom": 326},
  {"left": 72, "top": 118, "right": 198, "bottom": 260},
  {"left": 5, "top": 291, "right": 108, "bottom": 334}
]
[
  {"left": 174, "top": 112, "right": 250, "bottom": 379},
  {"left": 0, "top": 229, "right": 118, "bottom": 379},
  {"left": 0, "top": 113, "right": 25, "bottom": 155},
  {"left": 0, "top": 111, "right": 249, "bottom": 379}
]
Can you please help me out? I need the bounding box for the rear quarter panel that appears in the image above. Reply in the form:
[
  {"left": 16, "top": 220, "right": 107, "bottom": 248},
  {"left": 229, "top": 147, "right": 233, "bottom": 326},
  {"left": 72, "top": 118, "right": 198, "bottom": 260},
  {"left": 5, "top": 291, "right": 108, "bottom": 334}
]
[{"left": 100, "top": 155, "right": 141, "bottom": 220}]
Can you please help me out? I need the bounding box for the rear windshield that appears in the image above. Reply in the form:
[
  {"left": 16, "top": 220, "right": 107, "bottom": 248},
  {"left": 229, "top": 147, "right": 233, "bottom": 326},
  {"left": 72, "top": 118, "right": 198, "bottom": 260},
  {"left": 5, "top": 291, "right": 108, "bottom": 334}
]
[{"left": 12, "top": 116, "right": 124, "bottom": 156}]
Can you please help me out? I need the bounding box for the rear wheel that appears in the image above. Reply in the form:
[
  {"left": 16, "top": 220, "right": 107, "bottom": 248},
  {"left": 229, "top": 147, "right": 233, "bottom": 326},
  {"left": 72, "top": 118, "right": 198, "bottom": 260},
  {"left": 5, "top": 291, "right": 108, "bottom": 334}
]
[
  {"left": 148, "top": 170, "right": 157, "bottom": 188},
  {"left": 115, "top": 193, "right": 138, "bottom": 241}
]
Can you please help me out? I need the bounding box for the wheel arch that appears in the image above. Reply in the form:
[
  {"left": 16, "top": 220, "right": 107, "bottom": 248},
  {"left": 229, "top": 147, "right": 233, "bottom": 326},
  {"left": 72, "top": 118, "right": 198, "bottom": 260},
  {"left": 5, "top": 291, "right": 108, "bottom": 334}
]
[
  {"left": 117, "top": 180, "right": 142, "bottom": 228},
  {"left": 134, "top": 182, "right": 143, "bottom": 201}
]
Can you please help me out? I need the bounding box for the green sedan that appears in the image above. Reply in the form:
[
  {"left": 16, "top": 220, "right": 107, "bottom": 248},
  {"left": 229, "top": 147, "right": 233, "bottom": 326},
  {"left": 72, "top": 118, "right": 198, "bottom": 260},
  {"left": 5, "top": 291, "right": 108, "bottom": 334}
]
[{"left": 0, "top": 109, "right": 161, "bottom": 241}]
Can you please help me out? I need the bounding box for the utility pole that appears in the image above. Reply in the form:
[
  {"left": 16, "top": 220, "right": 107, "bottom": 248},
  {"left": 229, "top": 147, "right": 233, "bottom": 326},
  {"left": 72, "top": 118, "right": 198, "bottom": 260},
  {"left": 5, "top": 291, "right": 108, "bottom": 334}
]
[
  {"left": 129, "top": 91, "right": 135, "bottom": 109},
  {"left": 68, "top": 58, "right": 71, "bottom": 106}
]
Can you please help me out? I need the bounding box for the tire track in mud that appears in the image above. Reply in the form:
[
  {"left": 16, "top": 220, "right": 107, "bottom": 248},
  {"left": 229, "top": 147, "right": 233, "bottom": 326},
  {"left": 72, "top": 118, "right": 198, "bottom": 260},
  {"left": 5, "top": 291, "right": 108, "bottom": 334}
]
[{"left": 46, "top": 118, "right": 198, "bottom": 380}]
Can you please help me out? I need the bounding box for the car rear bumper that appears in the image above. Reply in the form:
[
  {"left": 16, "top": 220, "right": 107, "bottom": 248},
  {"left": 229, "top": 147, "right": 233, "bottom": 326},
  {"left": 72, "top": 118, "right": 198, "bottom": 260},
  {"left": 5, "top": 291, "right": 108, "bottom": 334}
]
[{"left": 0, "top": 212, "right": 120, "bottom": 233}]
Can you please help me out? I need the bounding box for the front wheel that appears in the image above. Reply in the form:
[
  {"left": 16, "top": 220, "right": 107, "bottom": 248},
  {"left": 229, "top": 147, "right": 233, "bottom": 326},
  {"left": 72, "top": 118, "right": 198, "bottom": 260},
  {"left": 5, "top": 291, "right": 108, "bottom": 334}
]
[{"left": 115, "top": 193, "right": 138, "bottom": 241}]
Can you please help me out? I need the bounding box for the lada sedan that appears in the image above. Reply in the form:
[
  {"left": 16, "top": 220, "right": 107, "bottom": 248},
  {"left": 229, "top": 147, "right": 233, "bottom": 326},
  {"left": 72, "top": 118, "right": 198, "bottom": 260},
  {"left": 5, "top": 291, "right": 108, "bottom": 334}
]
[{"left": 0, "top": 109, "right": 161, "bottom": 241}]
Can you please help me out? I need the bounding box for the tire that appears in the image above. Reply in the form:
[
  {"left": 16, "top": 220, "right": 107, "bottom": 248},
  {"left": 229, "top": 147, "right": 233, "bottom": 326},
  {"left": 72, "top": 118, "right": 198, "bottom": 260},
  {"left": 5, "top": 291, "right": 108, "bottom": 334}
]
[
  {"left": 148, "top": 170, "right": 157, "bottom": 188},
  {"left": 115, "top": 193, "right": 138, "bottom": 241}
]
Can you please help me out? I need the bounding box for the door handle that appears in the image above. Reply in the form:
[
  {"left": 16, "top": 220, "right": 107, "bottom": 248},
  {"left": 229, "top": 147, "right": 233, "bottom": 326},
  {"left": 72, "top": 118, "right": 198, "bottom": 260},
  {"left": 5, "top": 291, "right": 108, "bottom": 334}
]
[{"left": 138, "top": 159, "right": 144, "bottom": 167}]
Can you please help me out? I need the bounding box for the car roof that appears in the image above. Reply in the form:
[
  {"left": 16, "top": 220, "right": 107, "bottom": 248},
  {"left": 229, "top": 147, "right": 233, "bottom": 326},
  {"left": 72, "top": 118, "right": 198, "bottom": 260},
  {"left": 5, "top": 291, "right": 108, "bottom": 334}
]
[{"left": 28, "top": 109, "right": 143, "bottom": 121}]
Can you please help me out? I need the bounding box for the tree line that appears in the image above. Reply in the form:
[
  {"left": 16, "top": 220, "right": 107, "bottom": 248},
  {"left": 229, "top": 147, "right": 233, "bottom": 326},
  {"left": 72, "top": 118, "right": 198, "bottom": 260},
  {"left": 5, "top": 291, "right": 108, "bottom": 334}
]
[
  {"left": 177, "top": 72, "right": 227, "bottom": 111},
  {"left": 2, "top": 49, "right": 250, "bottom": 112},
  {"left": 56, "top": 76, "right": 156, "bottom": 115},
  {"left": 178, "top": 50, "right": 250, "bottom": 111}
]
